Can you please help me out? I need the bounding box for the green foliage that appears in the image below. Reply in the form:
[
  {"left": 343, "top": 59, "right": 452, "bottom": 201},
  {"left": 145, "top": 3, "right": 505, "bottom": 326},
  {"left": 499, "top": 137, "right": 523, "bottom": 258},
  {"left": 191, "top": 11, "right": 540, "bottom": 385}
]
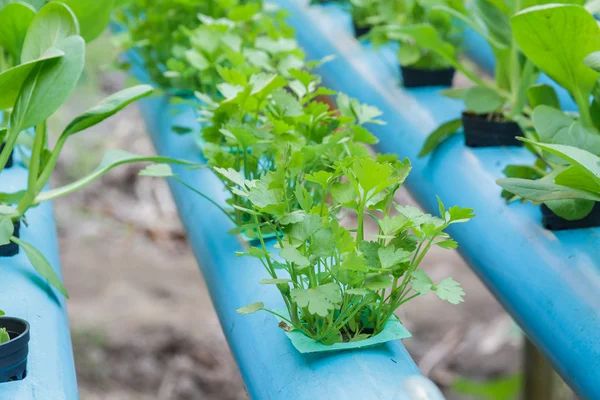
[
  {"left": 233, "top": 156, "right": 473, "bottom": 344},
  {"left": 115, "top": 0, "right": 300, "bottom": 95},
  {"left": 0, "top": 2, "right": 188, "bottom": 298},
  {"left": 0, "top": 327, "right": 9, "bottom": 344},
  {"left": 368, "top": 0, "right": 466, "bottom": 70},
  {"left": 453, "top": 374, "right": 522, "bottom": 400}
]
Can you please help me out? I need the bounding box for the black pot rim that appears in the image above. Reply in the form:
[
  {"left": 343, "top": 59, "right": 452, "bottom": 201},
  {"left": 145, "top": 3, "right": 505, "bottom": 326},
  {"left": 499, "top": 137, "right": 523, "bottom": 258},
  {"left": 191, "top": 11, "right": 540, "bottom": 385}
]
[
  {"left": 461, "top": 111, "right": 517, "bottom": 125},
  {"left": 0, "top": 317, "right": 30, "bottom": 350}
]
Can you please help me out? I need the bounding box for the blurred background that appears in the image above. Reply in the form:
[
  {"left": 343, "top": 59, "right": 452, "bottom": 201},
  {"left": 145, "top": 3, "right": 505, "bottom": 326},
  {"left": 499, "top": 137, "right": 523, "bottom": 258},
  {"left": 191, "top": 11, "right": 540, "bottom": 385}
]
[{"left": 48, "top": 35, "right": 525, "bottom": 400}]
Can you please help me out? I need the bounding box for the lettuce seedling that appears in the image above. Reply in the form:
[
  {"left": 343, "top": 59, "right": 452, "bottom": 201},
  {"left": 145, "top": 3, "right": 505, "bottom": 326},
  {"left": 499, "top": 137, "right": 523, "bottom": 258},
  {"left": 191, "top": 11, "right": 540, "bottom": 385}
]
[
  {"left": 369, "top": 0, "right": 466, "bottom": 71},
  {"left": 234, "top": 156, "right": 473, "bottom": 345},
  {"left": 0, "top": 1, "right": 190, "bottom": 297},
  {"left": 0, "top": 328, "right": 9, "bottom": 345},
  {"left": 497, "top": 4, "right": 600, "bottom": 220},
  {"left": 416, "top": 0, "right": 551, "bottom": 155}
]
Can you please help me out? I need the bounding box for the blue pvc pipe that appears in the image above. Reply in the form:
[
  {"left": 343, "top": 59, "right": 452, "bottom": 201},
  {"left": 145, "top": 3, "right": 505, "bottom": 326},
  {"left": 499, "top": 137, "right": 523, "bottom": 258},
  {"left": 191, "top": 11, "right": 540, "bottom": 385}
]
[
  {"left": 135, "top": 92, "right": 445, "bottom": 399},
  {"left": 0, "top": 167, "right": 78, "bottom": 399},
  {"left": 278, "top": 1, "right": 600, "bottom": 399}
]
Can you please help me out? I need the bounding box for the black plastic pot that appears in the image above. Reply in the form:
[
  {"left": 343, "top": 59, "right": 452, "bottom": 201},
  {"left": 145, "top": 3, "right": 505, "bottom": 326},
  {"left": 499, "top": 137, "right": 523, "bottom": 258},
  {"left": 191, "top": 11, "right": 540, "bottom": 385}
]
[
  {"left": 541, "top": 203, "right": 600, "bottom": 231},
  {"left": 352, "top": 21, "right": 371, "bottom": 38},
  {"left": 0, "top": 220, "right": 20, "bottom": 258},
  {"left": 462, "top": 112, "right": 523, "bottom": 148},
  {"left": 0, "top": 143, "right": 13, "bottom": 168},
  {"left": 0, "top": 317, "right": 30, "bottom": 383},
  {"left": 400, "top": 66, "right": 455, "bottom": 88}
]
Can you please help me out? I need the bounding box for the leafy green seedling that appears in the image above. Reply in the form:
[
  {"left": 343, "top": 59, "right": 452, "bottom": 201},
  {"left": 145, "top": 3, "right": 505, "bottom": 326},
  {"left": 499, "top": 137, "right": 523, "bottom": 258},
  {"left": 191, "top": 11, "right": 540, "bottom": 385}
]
[
  {"left": 0, "top": 2, "right": 191, "bottom": 297},
  {"left": 497, "top": 4, "right": 600, "bottom": 220},
  {"left": 0, "top": 328, "right": 9, "bottom": 345},
  {"left": 416, "top": 0, "right": 552, "bottom": 155},
  {"left": 369, "top": 0, "right": 466, "bottom": 72},
  {"left": 234, "top": 156, "right": 473, "bottom": 344}
]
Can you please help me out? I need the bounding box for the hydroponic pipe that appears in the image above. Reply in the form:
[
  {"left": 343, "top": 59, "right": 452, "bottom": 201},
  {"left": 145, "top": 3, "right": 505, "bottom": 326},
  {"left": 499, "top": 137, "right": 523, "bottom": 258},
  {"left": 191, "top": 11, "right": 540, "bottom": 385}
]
[
  {"left": 0, "top": 167, "right": 78, "bottom": 399},
  {"left": 277, "top": 1, "right": 600, "bottom": 399},
  {"left": 134, "top": 90, "right": 445, "bottom": 399}
]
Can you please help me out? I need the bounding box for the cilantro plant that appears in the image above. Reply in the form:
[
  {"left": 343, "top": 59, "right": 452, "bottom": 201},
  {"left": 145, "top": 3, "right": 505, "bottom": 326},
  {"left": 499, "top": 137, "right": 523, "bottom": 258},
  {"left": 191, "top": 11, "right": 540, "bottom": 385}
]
[
  {"left": 233, "top": 156, "right": 474, "bottom": 344},
  {"left": 0, "top": 1, "right": 188, "bottom": 297},
  {"left": 115, "top": 0, "right": 300, "bottom": 96},
  {"left": 195, "top": 69, "right": 384, "bottom": 236},
  {"left": 166, "top": 4, "right": 303, "bottom": 96},
  {"left": 369, "top": 0, "right": 466, "bottom": 71},
  {"left": 497, "top": 4, "right": 600, "bottom": 221},
  {"left": 114, "top": 0, "right": 216, "bottom": 89},
  {"left": 348, "top": 0, "right": 405, "bottom": 34}
]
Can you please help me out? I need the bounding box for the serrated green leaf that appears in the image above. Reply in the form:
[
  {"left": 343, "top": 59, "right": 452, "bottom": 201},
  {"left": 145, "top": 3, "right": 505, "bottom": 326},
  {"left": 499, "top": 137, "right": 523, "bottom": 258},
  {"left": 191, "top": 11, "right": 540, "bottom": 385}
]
[
  {"left": 291, "top": 283, "right": 342, "bottom": 317},
  {"left": 435, "top": 277, "right": 465, "bottom": 304},
  {"left": 378, "top": 245, "right": 412, "bottom": 269},
  {"left": 280, "top": 246, "right": 310, "bottom": 267},
  {"left": 411, "top": 270, "right": 434, "bottom": 295}
]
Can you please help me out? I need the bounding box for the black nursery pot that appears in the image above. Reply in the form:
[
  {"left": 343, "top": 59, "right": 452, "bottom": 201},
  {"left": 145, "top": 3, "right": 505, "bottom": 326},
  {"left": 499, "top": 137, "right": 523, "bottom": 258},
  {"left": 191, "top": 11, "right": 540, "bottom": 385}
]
[
  {"left": 0, "top": 220, "right": 20, "bottom": 258},
  {"left": 541, "top": 203, "right": 600, "bottom": 231},
  {"left": 400, "top": 66, "right": 455, "bottom": 88},
  {"left": 0, "top": 317, "right": 30, "bottom": 383},
  {"left": 0, "top": 143, "right": 13, "bottom": 168},
  {"left": 462, "top": 112, "right": 523, "bottom": 148}
]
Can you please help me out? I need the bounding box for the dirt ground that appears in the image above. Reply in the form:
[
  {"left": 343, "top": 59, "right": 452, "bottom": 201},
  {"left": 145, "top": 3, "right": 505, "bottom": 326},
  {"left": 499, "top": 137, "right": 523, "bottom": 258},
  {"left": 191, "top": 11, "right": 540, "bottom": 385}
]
[{"left": 52, "top": 45, "right": 522, "bottom": 400}]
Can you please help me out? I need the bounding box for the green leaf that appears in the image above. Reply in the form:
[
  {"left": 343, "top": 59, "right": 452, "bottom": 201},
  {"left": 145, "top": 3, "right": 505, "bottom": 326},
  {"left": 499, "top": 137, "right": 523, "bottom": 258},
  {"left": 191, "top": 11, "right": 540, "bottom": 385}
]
[
  {"left": 0, "top": 310, "right": 4, "bottom": 316},
  {"left": 61, "top": 85, "right": 153, "bottom": 137},
  {"left": 35, "top": 150, "right": 191, "bottom": 203},
  {"left": 522, "top": 140, "right": 600, "bottom": 187},
  {"left": 419, "top": 118, "right": 462, "bottom": 156},
  {"left": 280, "top": 246, "right": 310, "bottom": 267},
  {"left": 287, "top": 213, "right": 322, "bottom": 241},
  {"left": 59, "top": 0, "right": 115, "bottom": 42},
  {"left": 10, "top": 236, "right": 69, "bottom": 298},
  {"left": 340, "top": 251, "right": 368, "bottom": 272},
  {"left": 410, "top": 270, "right": 434, "bottom": 295},
  {"left": 364, "top": 273, "right": 392, "bottom": 290},
  {"left": 464, "top": 86, "right": 504, "bottom": 114},
  {"left": 496, "top": 177, "right": 600, "bottom": 202},
  {"left": 532, "top": 106, "right": 600, "bottom": 158},
  {"left": 0, "top": 217, "right": 14, "bottom": 246},
  {"left": 0, "top": 2, "right": 36, "bottom": 58},
  {"left": 330, "top": 182, "right": 356, "bottom": 206},
  {"left": 291, "top": 283, "right": 342, "bottom": 317},
  {"left": 305, "top": 170, "right": 333, "bottom": 188},
  {"left": 12, "top": 35, "right": 85, "bottom": 131},
  {"left": 21, "top": 1, "right": 79, "bottom": 63},
  {"left": 0, "top": 328, "right": 10, "bottom": 344},
  {"left": 512, "top": 4, "right": 600, "bottom": 100},
  {"left": 437, "top": 239, "right": 458, "bottom": 249},
  {"left": 378, "top": 245, "right": 412, "bottom": 269},
  {"left": 545, "top": 198, "right": 595, "bottom": 220},
  {"left": 214, "top": 167, "right": 246, "bottom": 188},
  {"left": 236, "top": 302, "right": 264, "bottom": 315},
  {"left": 0, "top": 48, "right": 65, "bottom": 111},
  {"left": 448, "top": 206, "right": 475, "bottom": 223},
  {"left": 384, "top": 24, "right": 458, "bottom": 69},
  {"left": 435, "top": 277, "right": 465, "bottom": 304},
  {"left": 139, "top": 164, "right": 174, "bottom": 178},
  {"left": 584, "top": 50, "right": 600, "bottom": 72},
  {"left": 527, "top": 84, "right": 560, "bottom": 109}
]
